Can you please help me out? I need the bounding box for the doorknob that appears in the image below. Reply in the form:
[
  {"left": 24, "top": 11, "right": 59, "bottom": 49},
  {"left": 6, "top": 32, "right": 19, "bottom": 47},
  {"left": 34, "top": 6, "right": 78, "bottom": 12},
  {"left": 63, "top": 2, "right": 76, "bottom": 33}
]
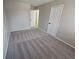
[{"left": 49, "top": 22, "right": 51, "bottom": 24}]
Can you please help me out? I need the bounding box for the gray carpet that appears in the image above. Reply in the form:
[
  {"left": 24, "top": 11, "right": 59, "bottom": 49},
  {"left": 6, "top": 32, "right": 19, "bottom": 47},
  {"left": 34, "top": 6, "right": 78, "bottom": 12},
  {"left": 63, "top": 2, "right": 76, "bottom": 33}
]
[{"left": 6, "top": 29, "right": 75, "bottom": 59}]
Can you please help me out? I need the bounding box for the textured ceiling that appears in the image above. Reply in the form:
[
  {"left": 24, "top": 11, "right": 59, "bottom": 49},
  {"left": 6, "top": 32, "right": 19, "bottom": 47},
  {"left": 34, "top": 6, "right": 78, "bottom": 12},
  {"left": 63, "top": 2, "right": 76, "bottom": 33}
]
[{"left": 16, "top": 0, "right": 54, "bottom": 6}]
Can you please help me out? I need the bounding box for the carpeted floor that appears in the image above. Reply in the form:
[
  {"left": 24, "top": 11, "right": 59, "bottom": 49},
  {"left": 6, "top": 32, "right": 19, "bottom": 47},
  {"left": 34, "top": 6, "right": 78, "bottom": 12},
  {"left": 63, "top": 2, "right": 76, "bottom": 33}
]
[{"left": 6, "top": 29, "right": 75, "bottom": 59}]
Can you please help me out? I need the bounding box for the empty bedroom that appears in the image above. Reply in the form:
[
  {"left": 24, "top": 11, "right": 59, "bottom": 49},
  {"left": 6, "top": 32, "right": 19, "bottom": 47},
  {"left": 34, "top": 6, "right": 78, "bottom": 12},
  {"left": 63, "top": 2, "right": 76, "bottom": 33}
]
[{"left": 3, "top": 0, "right": 75, "bottom": 59}]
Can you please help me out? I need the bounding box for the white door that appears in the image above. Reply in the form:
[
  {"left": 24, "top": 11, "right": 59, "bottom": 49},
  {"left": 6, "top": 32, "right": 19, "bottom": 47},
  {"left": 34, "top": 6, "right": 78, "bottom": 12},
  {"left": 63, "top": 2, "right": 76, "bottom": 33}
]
[{"left": 47, "top": 4, "right": 64, "bottom": 36}]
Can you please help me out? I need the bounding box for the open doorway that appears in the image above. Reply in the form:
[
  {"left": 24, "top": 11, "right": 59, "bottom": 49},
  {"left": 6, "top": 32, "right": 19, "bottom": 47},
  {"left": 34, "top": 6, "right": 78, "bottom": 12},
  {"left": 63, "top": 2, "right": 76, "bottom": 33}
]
[{"left": 31, "top": 9, "right": 39, "bottom": 28}]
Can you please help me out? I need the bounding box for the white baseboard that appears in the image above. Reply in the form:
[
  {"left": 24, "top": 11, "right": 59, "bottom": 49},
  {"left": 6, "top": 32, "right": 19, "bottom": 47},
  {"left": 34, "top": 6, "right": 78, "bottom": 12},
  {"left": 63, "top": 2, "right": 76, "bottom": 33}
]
[
  {"left": 40, "top": 30, "right": 75, "bottom": 49},
  {"left": 53, "top": 35, "right": 75, "bottom": 49},
  {"left": 38, "top": 28, "right": 47, "bottom": 33},
  {"left": 36, "top": 28, "right": 75, "bottom": 48}
]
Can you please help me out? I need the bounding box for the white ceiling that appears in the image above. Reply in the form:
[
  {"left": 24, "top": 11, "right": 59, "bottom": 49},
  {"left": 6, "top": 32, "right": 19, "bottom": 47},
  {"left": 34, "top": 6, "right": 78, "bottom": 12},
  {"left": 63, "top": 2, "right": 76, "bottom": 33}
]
[{"left": 16, "top": 0, "right": 54, "bottom": 6}]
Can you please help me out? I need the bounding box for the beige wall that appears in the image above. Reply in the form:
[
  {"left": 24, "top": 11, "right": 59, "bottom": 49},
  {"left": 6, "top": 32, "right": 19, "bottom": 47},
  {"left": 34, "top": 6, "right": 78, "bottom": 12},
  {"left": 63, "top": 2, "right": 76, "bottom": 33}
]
[
  {"left": 38, "top": 0, "right": 75, "bottom": 47},
  {"left": 4, "top": 0, "right": 31, "bottom": 32},
  {"left": 56, "top": 0, "right": 75, "bottom": 47},
  {"left": 38, "top": 4, "right": 51, "bottom": 31}
]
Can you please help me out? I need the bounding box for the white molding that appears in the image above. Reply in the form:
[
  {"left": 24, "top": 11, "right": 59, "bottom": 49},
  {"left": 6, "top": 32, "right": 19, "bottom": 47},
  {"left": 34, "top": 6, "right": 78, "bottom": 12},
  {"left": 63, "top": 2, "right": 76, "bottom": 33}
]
[
  {"left": 45, "top": 31, "right": 75, "bottom": 49},
  {"left": 53, "top": 35, "right": 75, "bottom": 49},
  {"left": 38, "top": 29, "right": 75, "bottom": 48}
]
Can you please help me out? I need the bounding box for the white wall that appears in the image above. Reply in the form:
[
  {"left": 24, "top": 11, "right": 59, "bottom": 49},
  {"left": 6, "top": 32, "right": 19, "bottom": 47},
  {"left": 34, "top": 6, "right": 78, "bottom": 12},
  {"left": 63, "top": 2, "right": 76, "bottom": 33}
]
[
  {"left": 3, "top": 10, "right": 10, "bottom": 59},
  {"left": 38, "top": 0, "right": 75, "bottom": 47},
  {"left": 5, "top": 0, "right": 31, "bottom": 32},
  {"left": 56, "top": 0, "right": 75, "bottom": 47}
]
